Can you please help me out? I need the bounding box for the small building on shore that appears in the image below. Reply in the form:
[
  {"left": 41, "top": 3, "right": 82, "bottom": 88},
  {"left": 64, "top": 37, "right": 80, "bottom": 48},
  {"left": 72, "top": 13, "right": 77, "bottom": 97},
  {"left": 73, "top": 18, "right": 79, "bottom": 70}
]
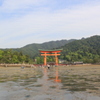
[{"left": 73, "top": 61, "right": 83, "bottom": 65}]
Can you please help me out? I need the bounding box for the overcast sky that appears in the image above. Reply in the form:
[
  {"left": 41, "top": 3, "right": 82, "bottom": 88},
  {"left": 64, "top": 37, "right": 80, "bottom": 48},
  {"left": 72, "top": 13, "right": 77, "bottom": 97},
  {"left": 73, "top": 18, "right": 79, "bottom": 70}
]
[{"left": 0, "top": 0, "right": 100, "bottom": 48}]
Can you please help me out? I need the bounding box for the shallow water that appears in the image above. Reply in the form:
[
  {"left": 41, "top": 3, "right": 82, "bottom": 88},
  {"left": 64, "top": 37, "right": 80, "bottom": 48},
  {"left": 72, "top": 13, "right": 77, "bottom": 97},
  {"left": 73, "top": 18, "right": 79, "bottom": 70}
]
[{"left": 0, "top": 67, "right": 100, "bottom": 100}]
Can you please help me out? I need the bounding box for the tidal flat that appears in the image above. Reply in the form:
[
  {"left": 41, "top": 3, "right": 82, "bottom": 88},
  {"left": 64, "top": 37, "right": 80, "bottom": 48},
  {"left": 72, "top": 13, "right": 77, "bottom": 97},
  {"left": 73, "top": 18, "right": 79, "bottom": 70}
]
[{"left": 0, "top": 65, "right": 100, "bottom": 100}]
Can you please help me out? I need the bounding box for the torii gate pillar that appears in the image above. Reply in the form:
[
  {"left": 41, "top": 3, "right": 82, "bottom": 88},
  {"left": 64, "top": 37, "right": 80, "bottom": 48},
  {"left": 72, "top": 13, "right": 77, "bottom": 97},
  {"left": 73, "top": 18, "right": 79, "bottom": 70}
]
[
  {"left": 44, "top": 55, "right": 47, "bottom": 66},
  {"left": 55, "top": 56, "right": 58, "bottom": 65}
]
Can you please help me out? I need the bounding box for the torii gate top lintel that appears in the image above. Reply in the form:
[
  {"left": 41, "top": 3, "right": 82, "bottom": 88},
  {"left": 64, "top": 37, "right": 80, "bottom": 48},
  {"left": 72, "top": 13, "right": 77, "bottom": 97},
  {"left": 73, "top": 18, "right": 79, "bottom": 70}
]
[{"left": 38, "top": 49, "right": 63, "bottom": 65}]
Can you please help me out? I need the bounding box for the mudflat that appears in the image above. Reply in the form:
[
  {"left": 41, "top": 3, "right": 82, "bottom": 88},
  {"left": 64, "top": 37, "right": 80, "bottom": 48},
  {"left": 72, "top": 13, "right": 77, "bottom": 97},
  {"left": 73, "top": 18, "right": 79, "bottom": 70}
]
[
  {"left": 59, "top": 64, "right": 100, "bottom": 96},
  {"left": 0, "top": 64, "right": 100, "bottom": 98}
]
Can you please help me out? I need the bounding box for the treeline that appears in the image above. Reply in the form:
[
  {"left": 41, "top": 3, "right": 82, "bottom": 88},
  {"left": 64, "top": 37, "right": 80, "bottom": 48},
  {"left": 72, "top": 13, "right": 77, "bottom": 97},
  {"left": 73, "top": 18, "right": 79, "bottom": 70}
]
[
  {"left": 0, "top": 49, "right": 33, "bottom": 64},
  {"left": 60, "top": 50, "right": 100, "bottom": 63},
  {"left": 59, "top": 35, "right": 100, "bottom": 63}
]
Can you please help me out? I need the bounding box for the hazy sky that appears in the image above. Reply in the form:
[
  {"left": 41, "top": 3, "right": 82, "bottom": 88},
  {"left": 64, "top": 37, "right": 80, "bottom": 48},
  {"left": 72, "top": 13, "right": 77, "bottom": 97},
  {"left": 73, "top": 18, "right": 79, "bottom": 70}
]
[{"left": 0, "top": 0, "right": 100, "bottom": 48}]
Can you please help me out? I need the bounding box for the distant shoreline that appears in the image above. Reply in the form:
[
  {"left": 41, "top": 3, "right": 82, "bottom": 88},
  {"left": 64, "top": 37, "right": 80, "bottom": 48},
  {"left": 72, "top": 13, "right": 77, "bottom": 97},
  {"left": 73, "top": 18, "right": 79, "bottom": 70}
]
[
  {"left": 0, "top": 63, "right": 100, "bottom": 68},
  {"left": 0, "top": 64, "right": 32, "bottom": 67}
]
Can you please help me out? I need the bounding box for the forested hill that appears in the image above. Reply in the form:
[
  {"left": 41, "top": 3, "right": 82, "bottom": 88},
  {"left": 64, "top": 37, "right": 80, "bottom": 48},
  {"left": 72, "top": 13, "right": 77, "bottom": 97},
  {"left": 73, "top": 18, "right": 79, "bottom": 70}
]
[
  {"left": 60, "top": 35, "right": 100, "bottom": 63},
  {"left": 14, "top": 39, "right": 75, "bottom": 58},
  {"left": 0, "top": 35, "right": 100, "bottom": 64}
]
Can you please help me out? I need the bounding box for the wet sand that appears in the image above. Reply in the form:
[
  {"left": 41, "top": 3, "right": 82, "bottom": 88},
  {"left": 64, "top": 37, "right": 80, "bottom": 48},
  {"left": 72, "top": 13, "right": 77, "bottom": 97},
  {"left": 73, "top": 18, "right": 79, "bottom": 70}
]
[
  {"left": 0, "top": 65, "right": 100, "bottom": 100},
  {"left": 59, "top": 65, "right": 100, "bottom": 96}
]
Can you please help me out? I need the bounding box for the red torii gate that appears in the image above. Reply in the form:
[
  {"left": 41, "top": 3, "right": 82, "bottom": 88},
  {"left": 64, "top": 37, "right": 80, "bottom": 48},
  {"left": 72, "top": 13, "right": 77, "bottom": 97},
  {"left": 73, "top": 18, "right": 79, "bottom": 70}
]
[{"left": 38, "top": 49, "right": 63, "bottom": 66}]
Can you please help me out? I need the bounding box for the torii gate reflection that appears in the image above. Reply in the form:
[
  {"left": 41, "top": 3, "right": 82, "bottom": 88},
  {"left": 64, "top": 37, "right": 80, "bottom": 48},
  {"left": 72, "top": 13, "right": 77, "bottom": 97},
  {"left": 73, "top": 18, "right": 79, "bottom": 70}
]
[
  {"left": 54, "top": 67, "right": 61, "bottom": 82},
  {"left": 43, "top": 67, "right": 61, "bottom": 83}
]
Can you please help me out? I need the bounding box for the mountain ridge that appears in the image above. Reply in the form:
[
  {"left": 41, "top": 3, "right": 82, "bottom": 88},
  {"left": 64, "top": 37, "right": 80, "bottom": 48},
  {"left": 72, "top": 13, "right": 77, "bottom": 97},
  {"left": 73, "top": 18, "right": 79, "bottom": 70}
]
[
  {"left": 59, "top": 35, "right": 100, "bottom": 63},
  {"left": 13, "top": 39, "right": 76, "bottom": 58}
]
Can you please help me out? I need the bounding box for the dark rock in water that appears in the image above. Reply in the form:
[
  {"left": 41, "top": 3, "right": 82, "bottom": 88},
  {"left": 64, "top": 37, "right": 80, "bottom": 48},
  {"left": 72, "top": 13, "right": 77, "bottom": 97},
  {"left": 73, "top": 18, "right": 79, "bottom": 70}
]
[{"left": 25, "top": 95, "right": 31, "bottom": 98}]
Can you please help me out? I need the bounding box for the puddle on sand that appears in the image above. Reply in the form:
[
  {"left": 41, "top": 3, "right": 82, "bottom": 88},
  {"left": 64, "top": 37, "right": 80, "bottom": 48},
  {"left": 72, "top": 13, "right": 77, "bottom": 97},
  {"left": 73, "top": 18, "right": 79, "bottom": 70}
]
[{"left": 0, "top": 67, "right": 100, "bottom": 100}]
